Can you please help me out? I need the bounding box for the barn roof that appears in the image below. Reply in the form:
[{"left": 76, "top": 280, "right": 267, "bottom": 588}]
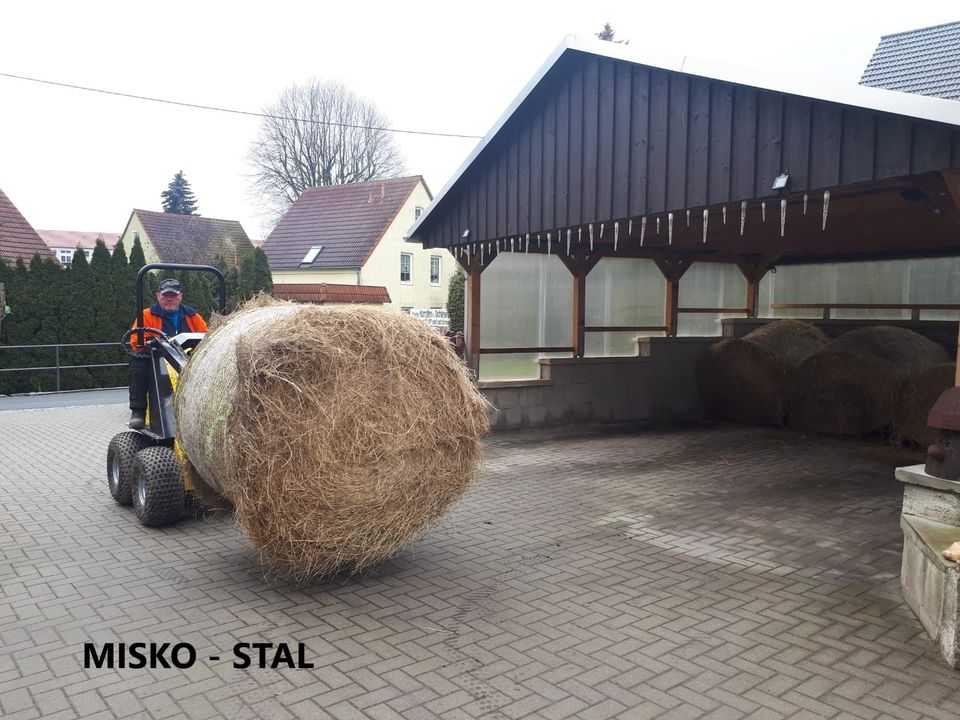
[
  {"left": 408, "top": 35, "right": 960, "bottom": 262},
  {"left": 129, "top": 210, "right": 253, "bottom": 265}
]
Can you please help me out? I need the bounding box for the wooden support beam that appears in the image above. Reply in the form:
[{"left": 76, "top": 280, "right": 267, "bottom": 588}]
[
  {"left": 653, "top": 255, "right": 693, "bottom": 337},
  {"left": 558, "top": 251, "right": 601, "bottom": 358},
  {"left": 736, "top": 253, "right": 781, "bottom": 318},
  {"left": 459, "top": 249, "right": 492, "bottom": 377}
]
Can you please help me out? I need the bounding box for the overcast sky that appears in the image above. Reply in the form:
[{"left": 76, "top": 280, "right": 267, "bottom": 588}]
[{"left": 1, "top": 1, "right": 956, "bottom": 241}]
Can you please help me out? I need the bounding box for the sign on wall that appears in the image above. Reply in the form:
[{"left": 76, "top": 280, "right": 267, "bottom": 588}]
[{"left": 408, "top": 308, "right": 449, "bottom": 333}]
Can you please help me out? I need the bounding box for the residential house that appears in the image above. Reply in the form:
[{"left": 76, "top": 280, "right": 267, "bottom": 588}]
[
  {"left": 262, "top": 176, "right": 452, "bottom": 312},
  {"left": 0, "top": 188, "right": 56, "bottom": 264},
  {"left": 39, "top": 230, "right": 120, "bottom": 266},
  {"left": 860, "top": 21, "right": 960, "bottom": 100},
  {"left": 116, "top": 209, "right": 254, "bottom": 266}
]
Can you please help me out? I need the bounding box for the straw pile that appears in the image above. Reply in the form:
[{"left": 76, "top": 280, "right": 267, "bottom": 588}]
[
  {"left": 175, "top": 298, "right": 490, "bottom": 580},
  {"left": 892, "top": 363, "right": 956, "bottom": 448},
  {"left": 790, "top": 326, "right": 949, "bottom": 436},
  {"left": 697, "top": 320, "right": 828, "bottom": 426}
]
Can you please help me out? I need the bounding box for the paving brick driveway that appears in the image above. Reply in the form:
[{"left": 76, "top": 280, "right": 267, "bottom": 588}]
[{"left": 1, "top": 399, "right": 958, "bottom": 719}]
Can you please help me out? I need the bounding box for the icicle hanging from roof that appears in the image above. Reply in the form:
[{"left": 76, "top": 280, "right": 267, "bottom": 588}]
[
  {"left": 640, "top": 216, "right": 647, "bottom": 246},
  {"left": 686, "top": 210, "right": 690, "bottom": 227},
  {"left": 761, "top": 201, "right": 767, "bottom": 222},
  {"left": 547, "top": 232, "right": 552, "bottom": 254},
  {"left": 780, "top": 199, "right": 787, "bottom": 237},
  {"left": 722, "top": 206, "right": 727, "bottom": 224},
  {"left": 589, "top": 224, "right": 594, "bottom": 251},
  {"left": 822, "top": 191, "right": 830, "bottom": 230},
  {"left": 668, "top": 213, "right": 674, "bottom": 245},
  {"left": 803, "top": 194, "right": 808, "bottom": 215},
  {"left": 702, "top": 209, "right": 709, "bottom": 244},
  {"left": 614, "top": 221, "right": 619, "bottom": 251},
  {"left": 740, "top": 201, "right": 747, "bottom": 236}
]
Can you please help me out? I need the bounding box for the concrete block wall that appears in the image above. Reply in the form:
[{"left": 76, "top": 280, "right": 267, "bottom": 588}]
[{"left": 479, "top": 337, "right": 717, "bottom": 431}]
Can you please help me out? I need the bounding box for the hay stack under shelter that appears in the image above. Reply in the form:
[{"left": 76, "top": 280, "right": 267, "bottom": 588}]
[
  {"left": 789, "top": 326, "right": 949, "bottom": 436},
  {"left": 697, "top": 320, "right": 828, "bottom": 426},
  {"left": 892, "top": 363, "right": 956, "bottom": 448},
  {"left": 175, "top": 298, "right": 489, "bottom": 580}
]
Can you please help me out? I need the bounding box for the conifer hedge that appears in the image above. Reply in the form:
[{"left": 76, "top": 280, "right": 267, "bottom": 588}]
[{"left": 0, "top": 240, "right": 273, "bottom": 394}]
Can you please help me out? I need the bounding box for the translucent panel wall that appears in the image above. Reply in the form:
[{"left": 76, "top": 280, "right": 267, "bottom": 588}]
[
  {"left": 478, "top": 254, "right": 572, "bottom": 380},
  {"left": 759, "top": 257, "right": 960, "bottom": 322},
  {"left": 677, "top": 263, "right": 746, "bottom": 336},
  {"left": 585, "top": 259, "right": 665, "bottom": 356}
]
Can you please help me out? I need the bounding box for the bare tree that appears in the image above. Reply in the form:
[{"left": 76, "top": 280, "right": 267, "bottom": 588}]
[{"left": 248, "top": 79, "right": 406, "bottom": 220}]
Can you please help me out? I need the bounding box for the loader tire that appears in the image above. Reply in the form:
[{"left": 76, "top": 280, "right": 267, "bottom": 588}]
[
  {"left": 132, "top": 446, "right": 185, "bottom": 527},
  {"left": 107, "top": 431, "right": 151, "bottom": 506}
]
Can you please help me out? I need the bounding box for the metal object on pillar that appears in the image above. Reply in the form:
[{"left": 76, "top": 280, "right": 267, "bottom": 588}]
[{"left": 927, "top": 387, "right": 960, "bottom": 480}]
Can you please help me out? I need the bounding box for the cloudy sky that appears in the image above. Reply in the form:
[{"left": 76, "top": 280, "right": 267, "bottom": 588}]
[{"left": 0, "top": 1, "right": 956, "bottom": 240}]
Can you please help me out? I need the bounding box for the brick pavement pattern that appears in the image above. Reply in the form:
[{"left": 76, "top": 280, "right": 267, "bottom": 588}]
[{"left": 1, "top": 402, "right": 958, "bottom": 719}]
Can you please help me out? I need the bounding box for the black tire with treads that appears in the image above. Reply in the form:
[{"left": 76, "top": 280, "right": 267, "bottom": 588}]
[
  {"left": 132, "top": 446, "right": 186, "bottom": 527},
  {"left": 106, "top": 431, "right": 152, "bottom": 506}
]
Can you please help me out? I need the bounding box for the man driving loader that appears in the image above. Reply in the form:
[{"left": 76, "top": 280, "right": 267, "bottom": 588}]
[{"left": 127, "top": 278, "right": 208, "bottom": 428}]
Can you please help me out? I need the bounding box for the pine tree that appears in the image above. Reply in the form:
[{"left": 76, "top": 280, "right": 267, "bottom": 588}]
[
  {"left": 447, "top": 266, "right": 465, "bottom": 333},
  {"left": 128, "top": 235, "right": 147, "bottom": 270},
  {"left": 161, "top": 170, "right": 199, "bottom": 215},
  {"left": 238, "top": 248, "right": 273, "bottom": 301},
  {"left": 596, "top": 23, "right": 628, "bottom": 44},
  {"left": 61, "top": 248, "right": 96, "bottom": 389}
]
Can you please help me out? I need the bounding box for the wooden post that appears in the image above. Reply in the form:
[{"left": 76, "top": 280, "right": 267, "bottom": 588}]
[
  {"left": 653, "top": 255, "right": 693, "bottom": 337},
  {"left": 456, "top": 248, "right": 491, "bottom": 377},
  {"left": 559, "top": 252, "right": 601, "bottom": 358},
  {"left": 736, "top": 254, "right": 780, "bottom": 319}
]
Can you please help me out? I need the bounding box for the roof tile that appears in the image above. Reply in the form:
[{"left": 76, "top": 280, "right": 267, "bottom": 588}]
[
  {"left": 273, "top": 283, "right": 391, "bottom": 304},
  {"left": 262, "top": 176, "right": 424, "bottom": 270},
  {"left": 133, "top": 209, "right": 253, "bottom": 265},
  {"left": 860, "top": 21, "right": 960, "bottom": 100},
  {"left": 0, "top": 189, "right": 56, "bottom": 264}
]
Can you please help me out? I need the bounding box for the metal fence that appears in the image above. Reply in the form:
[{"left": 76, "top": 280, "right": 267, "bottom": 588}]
[{"left": 0, "top": 342, "right": 126, "bottom": 392}]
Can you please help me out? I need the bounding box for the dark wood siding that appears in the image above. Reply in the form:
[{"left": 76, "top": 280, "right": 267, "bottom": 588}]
[{"left": 414, "top": 51, "right": 960, "bottom": 249}]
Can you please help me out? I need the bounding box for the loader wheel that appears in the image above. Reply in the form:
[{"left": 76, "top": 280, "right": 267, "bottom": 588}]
[
  {"left": 107, "top": 431, "right": 151, "bottom": 506},
  {"left": 132, "top": 446, "right": 186, "bottom": 527}
]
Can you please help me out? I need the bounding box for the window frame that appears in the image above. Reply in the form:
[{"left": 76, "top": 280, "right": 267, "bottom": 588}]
[
  {"left": 429, "top": 255, "right": 441, "bottom": 286},
  {"left": 400, "top": 252, "right": 413, "bottom": 284}
]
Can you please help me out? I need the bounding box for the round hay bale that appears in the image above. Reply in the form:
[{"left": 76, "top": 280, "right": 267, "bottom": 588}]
[
  {"left": 825, "top": 326, "right": 948, "bottom": 376},
  {"left": 175, "top": 300, "right": 490, "bottom": 580},
  {"left": 696, "top": 320, "right": 828, "bottom": 426},
  {"left": 740, "top": 319, "right": 829, "bottom": 367},
  {"left": 789, "top": 350, "right": 901, "bottom": 436},
  {"left": 697, "top": 340, "right": 790, "bottom": 426},
  {"left": 892, "top": 363, "right": 956, "bottom": 448}
]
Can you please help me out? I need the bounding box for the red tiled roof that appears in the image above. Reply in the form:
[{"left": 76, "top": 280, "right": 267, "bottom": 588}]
[
  {"left": 132, "top": 209, "right": 253, "bottom": 265},
  {"left": 38, "top": 230, "right": 120, "bottom": 251},
  {"left": 262, "top": 176, "right": 426, "bottom": 271},
  {"left": 0, "top": 189, "right": 56, "bottom": 264},
  {"left": 273, "top": 283, "right": 391, "bottom": 305}
]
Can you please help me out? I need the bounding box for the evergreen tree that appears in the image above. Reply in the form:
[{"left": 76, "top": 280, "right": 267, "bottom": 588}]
[
  {"left": 61, "top": 249, "right": 96, "bottom": 389},
  {"left": 238, "top": 248, "right": 274, "bottom": 300},
  {"left": 128, "top": 236, "right": 147, "bottom": 270},
  {"left": 596, "top": 23, "right": 628, "bottom": 44},
  {"left": 161, "top": 170, "right": 199, "bottom": 215},
  {"left": 447, "top": 266, "right": 465, "bottom": 333}
]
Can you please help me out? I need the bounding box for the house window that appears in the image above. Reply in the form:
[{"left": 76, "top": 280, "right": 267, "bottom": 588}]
[
  {"left": 430, "top": 256, "right": 441, "bottom": 285},
  {"left": 57, "top": 249, "right": 73, "bottom": 264},
  {"left": 415, "top": 206, "right": 424, "bottom": 219},
  {"left": 400, "top": 253, "right": 412, "bottom": 283}
]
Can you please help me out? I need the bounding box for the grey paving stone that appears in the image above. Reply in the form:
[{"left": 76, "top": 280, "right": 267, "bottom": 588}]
[{"left": 2, "top": 404, "right": 959, "bottom": 719}]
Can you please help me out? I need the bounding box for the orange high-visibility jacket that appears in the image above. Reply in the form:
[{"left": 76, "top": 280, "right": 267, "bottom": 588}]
[{"left": 129, "top": 303, "right": 208, "bottom": 351}]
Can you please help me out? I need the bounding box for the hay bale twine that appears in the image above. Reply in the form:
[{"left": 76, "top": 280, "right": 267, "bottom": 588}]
[
  {"left": 789, "top": 351, "right": 901, "bottom": 436},
  {"left": 696, "top": 320, "right": 828, "bottom": 426},
  {"left": 825, "top": 325, "right": 948, "bottom": 376},
  {"left": 175, "top": 299, "right": 489, "bottom": 580},
  {"left": 892, "top": 363, "right": 956, "bottom": 448}
]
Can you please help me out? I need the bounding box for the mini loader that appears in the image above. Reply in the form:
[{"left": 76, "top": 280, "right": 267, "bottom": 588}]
[{"left": 106, "top": 263, "right": 225, "bottom": 527}]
